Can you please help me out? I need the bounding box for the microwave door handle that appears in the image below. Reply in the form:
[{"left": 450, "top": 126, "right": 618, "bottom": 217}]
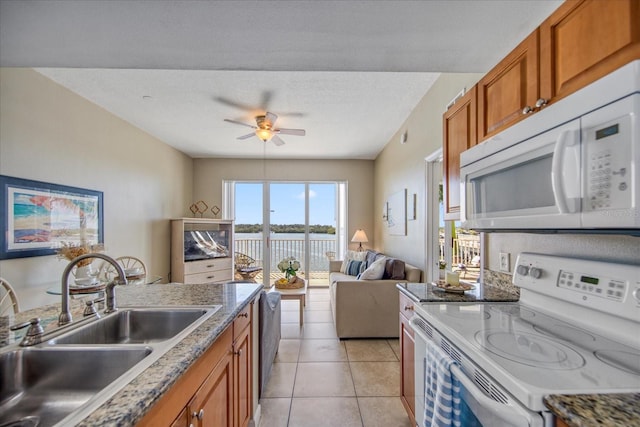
[
  {"left": 450, "top": 364, "right": 536, "bottom": 426},
  {"left": 551, "top": 129, "right": 580, "bottom": 213}
]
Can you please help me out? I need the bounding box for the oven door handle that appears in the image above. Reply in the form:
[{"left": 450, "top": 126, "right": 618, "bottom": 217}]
[{"left": 450, "top": 364, "right": 541, "bottom": 426}]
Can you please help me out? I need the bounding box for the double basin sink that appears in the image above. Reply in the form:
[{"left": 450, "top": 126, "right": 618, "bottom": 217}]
[{"left": 0, "top": 305, "right": 221, "bottom": 427}]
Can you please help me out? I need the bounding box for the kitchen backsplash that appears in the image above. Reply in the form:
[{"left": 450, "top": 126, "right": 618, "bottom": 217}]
[{"left": 483, "top": 269, "right": 520, "bottom": 295}]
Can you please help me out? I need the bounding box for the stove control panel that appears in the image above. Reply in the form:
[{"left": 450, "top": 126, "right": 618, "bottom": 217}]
[
  {"left": 557, "top": 270, "right": 626, "bottom": 301},
  {"left": 514, "top": 252, "right": 639, "bottom": 322}
]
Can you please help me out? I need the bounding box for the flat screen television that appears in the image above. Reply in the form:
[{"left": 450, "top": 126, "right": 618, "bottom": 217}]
[{"left": 184, "top": 229, "right": 229, "bottom": 262}]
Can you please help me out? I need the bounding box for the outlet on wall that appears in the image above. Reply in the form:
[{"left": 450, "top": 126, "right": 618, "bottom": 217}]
[{"left": 499, "top": 252, "right": 510, "bottom": 272}]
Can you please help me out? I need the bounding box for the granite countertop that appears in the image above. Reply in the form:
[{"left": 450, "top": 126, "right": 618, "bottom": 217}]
[
  {"left": 0, "top": 282, "right": 262, "bottom": 426},
  {"left": 397, "top": 281, "right": 519, "bottom": 303},
  {"left": 544, "top": 394, "right": 640, "bottom": 427}
]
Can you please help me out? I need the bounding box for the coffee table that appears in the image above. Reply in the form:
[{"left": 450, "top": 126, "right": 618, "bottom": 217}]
[{"left": 270, "top": 279, "right": 308, "bottom": 325}]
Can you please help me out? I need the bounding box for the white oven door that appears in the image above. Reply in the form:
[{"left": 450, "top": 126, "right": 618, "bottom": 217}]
[{"left": 412, "top": 316, "right": 545, "bottom": 427}]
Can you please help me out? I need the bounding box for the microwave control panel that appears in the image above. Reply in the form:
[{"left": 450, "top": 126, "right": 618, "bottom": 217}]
[{"left": 584, "top": 113, "right": 631, "bottom": 212}]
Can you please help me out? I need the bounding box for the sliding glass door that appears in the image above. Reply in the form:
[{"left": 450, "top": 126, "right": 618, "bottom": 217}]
[{"left": 227, "top": 180, "right": 343, "bottom": 286}]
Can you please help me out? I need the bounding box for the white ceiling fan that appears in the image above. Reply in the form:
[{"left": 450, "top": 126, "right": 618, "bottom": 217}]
[{"left": 224, "top": 112, "right": 306, "bottom": 146}]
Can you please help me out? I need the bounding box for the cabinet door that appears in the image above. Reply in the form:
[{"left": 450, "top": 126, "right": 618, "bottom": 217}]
[
  {"left": 234, "top": 324, "right": 252, "bottom": 427},
  {"left": 539, "top": 0, "right": 640, "bottom": 103},
  {"left": 400, "top": 312, "right": 415, "bottom": 425},
  {"left": 443, "top": 85, "right": 477, "bottom": 220},
  {"left": 190, "top": 350, "right": 234, "bottom": 427},
  {"left": 170, "top": 407, "right": 190, "bottom": 427},
  {"left": 477, "top": 29, "right": 539, "bottom": 142}
]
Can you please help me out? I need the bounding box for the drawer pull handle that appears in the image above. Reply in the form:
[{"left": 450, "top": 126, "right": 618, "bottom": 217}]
[
  {"left": 192, "top": 409, "right": 205, "bottom": 420},
  {"left": 522, "top": 105, "right": 533, "bottom": 115},
  {"left": 235, "top": 348, "right": 243, "bottom": 356},
  {"left": 207, "top": 275, "right": 215, "bottom": 279},
  {"left": 207, "top": 264, "right": 215, "bottom": 268},
  {"left": 404, "top": 305, "right": 414, "bottom": 311},
  {"left": 239, "top": 312, "right": 249, "bottom": 318}
]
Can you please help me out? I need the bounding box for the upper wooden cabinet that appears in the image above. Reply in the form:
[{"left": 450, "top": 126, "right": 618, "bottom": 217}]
[
  {"left": 539, "top": 0, "right": 640, "bottom": 103},
  {"left": 477, "top": 29, "right": 540, "bottom": 142},
  {"left": 443, "top": 86, "right": 477, "bottom": 220}
]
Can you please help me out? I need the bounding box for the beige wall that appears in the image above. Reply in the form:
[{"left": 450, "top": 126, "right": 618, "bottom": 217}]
[
  {"left": 0, "top": 68, "right": 193, "bottom": 309},
  {"left": 487, "top": 233, "right": 640, "bottom": 272},
  {"left": 192, "top": 158, "right": 374, "bottom": 252},
  {"left": 374, "top": 73, "right": 482, "bottom": 270}
]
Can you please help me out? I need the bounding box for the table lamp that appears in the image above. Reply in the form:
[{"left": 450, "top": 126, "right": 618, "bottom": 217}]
[{"left": 351, "top": 229, "right": 369, "bottom": 251}]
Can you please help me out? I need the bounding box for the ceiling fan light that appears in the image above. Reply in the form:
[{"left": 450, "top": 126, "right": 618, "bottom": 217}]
[{"left": 256, "top": 128, "right": 273, "bottom": 142}]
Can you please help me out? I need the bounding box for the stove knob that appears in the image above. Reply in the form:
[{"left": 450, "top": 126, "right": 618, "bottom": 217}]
[
  {"left": 529, "top": 267, "right": 542, "bottom": 279},
  {"left": 516, "top": 265, "right": 529, "bottom": 276}
]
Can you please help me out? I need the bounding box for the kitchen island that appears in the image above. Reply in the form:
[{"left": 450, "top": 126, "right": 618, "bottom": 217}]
[{"left": 0, "top": 281, "right": 262, "bottom": 426}]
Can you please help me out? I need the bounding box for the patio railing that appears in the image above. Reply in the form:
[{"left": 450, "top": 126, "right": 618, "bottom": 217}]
[{"left": 235, "top": 238, "right": 336, "bottom": 283}]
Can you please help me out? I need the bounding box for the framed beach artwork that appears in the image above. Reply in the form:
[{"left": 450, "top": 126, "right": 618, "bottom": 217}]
[{"left": 0, "top": 175, "right": 103, "bottom": 259}]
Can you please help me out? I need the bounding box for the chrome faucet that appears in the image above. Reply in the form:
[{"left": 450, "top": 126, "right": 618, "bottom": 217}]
[{"left": 59, "top": 253, "right": 127, "bottom": 326}]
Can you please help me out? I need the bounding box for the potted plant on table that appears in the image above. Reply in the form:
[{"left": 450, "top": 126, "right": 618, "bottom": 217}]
[{"left": 275, "top": 256, "right": 302, "bottom": 288}]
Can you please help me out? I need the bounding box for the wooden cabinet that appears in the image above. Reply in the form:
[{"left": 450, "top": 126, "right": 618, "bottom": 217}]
[
  {"left": 233, "top": 304, "right": 252, "bottom": 427},
  {"left": 139, "top": 302, "right": 254, "bottom": 427},
  {"left": 539, "top": 0, "right": 640, "bottom": 104},
  {"left": 399, "top": 292, "right": 416, "bottom": 425},
  {"left": 443, "top": 85, "right": 477, "bottom": 220},
  {"left": 477, "top": 29, "right": 540, "bottom": 142},
  {"left": 187, "top": 349, "right": 234, "bottom": 427},
  {"left": 171, "top": 218, "right": 234, "bottom": 284},
  {"left": 442, "top": 0, "right": 639, "bottom": 219}
]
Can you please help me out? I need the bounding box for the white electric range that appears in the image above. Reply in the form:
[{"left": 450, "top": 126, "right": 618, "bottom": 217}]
[{"left": 411, "top": 252, "right": 640, "bottom": 426}]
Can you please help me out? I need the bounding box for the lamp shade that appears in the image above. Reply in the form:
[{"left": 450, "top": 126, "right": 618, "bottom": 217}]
[{"left": 351, "top": 229, "right": 368, "bottom": 243}]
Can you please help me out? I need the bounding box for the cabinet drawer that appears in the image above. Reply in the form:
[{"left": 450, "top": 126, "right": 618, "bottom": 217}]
[
  {"left": 184, "top": 258, "right": 232, "bottom": 275},
  {"left": 184, "top": 270, "right": 233, "bottom": 285},
  {"left": 399, "top": 292, "right": 415, "bottom": 320},
  {"left": 233, "top": 304, "right": 252, "bottom": 340}
]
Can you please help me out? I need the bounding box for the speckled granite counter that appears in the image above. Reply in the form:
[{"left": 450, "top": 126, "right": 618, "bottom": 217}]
[
  {"left": 544, "top": 393, "right": 640, "bottom": 427},
  {"left": 397, "top": 281, "right": 519, "bottom": 302},
  {"left": 0, "top": 282, "right": 262, "bottom": 426}
]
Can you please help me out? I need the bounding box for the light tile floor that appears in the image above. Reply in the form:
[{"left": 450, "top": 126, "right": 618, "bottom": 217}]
[{"left": 259, "top": 287, "right": 413, "bottom": 427}]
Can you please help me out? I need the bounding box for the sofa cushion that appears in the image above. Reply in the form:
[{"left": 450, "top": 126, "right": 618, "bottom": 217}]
[
  {"left": 340, "top": 250, "right": 367, "bottom": 273},
  {"left": 383, "top": 258, "right": 406, "bottom": 280},
  {"left": 365, "top": 249, "right": 380, "bottom": 268},
  {"left": 345, "top": 259, "right": 365, "bottom": 276},
  {"left": 358, "top": 256, "right": 387, "bottom": 280}
]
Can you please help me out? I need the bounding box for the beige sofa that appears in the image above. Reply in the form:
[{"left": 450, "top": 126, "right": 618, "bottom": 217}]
[{"left": 329, "top": 252, "right": 422, "bottom": 338}]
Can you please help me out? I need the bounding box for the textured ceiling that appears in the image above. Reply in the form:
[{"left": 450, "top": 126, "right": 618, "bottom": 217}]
[{"left": 0, "top": 0, "right": 563, "bottom": 159}]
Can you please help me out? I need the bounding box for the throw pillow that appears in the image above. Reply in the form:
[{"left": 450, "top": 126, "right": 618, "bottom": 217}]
[
  {"left": 383, "top": 258, "right": 406, "bottom": 280},
  {"left": 358, "top": 256, "right": 387, "bottom": 280},
  {"left": 365, "top": 249, "right": 380, "bottom": 268},
  {"left": 340, "top": 250, "right": 367, "bottom": 273},
  {"left": 344, "top": 260, "right": 364, "bottom": 276}
]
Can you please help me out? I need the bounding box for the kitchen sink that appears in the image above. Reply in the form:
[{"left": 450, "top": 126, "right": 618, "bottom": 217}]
[
  {"left": 0, "top": 305, "right": 220, "bottom": 426},
  {"left": 0, "top": 346, "right": 152, "bottom": 427},
  {"left": 48, "top": 307, "right": 212, "bottom": 345}
]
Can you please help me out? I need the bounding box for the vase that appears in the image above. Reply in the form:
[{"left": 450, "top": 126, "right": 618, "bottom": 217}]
[{"left": 76, "top": 264, "right": 96, "bottom": 279}]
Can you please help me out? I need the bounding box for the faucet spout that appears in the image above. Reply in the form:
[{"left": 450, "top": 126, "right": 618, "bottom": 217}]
[{"left": 59, "top": 253, "right": 127, "bottom": 326}]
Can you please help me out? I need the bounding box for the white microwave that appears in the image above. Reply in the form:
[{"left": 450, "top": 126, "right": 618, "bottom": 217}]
[{"left": 460, "top": 60, "right": 640, "bottom": 233}]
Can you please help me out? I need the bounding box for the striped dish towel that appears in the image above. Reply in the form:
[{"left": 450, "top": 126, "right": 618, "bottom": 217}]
[{"left": 423, "top": 339, "right": 461, "bottom": 427}]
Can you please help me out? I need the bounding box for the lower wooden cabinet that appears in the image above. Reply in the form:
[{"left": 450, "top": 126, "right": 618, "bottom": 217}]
[
  {"left": 399, "top": 292, "right": 416, "bottom": 426},
  {"left": 139, "top": 302, "right": 253, "bottom": 427}
]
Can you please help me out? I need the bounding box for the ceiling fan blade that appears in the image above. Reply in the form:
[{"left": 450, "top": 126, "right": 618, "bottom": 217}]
[
  {"left": 224, "top": 118, "right": 256, "bottom": 129},
  {"left": 271, "top": 134, "right": 286, "bottom": 146},
  {"left": 237, "top": 132, "right": 256, "bottom": 140},
  {"left": 265, "top": 112, "right": 278, "bottom": 127},
  {"left": 276, "top": 128, "right": 306, "bottom": 136}
]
